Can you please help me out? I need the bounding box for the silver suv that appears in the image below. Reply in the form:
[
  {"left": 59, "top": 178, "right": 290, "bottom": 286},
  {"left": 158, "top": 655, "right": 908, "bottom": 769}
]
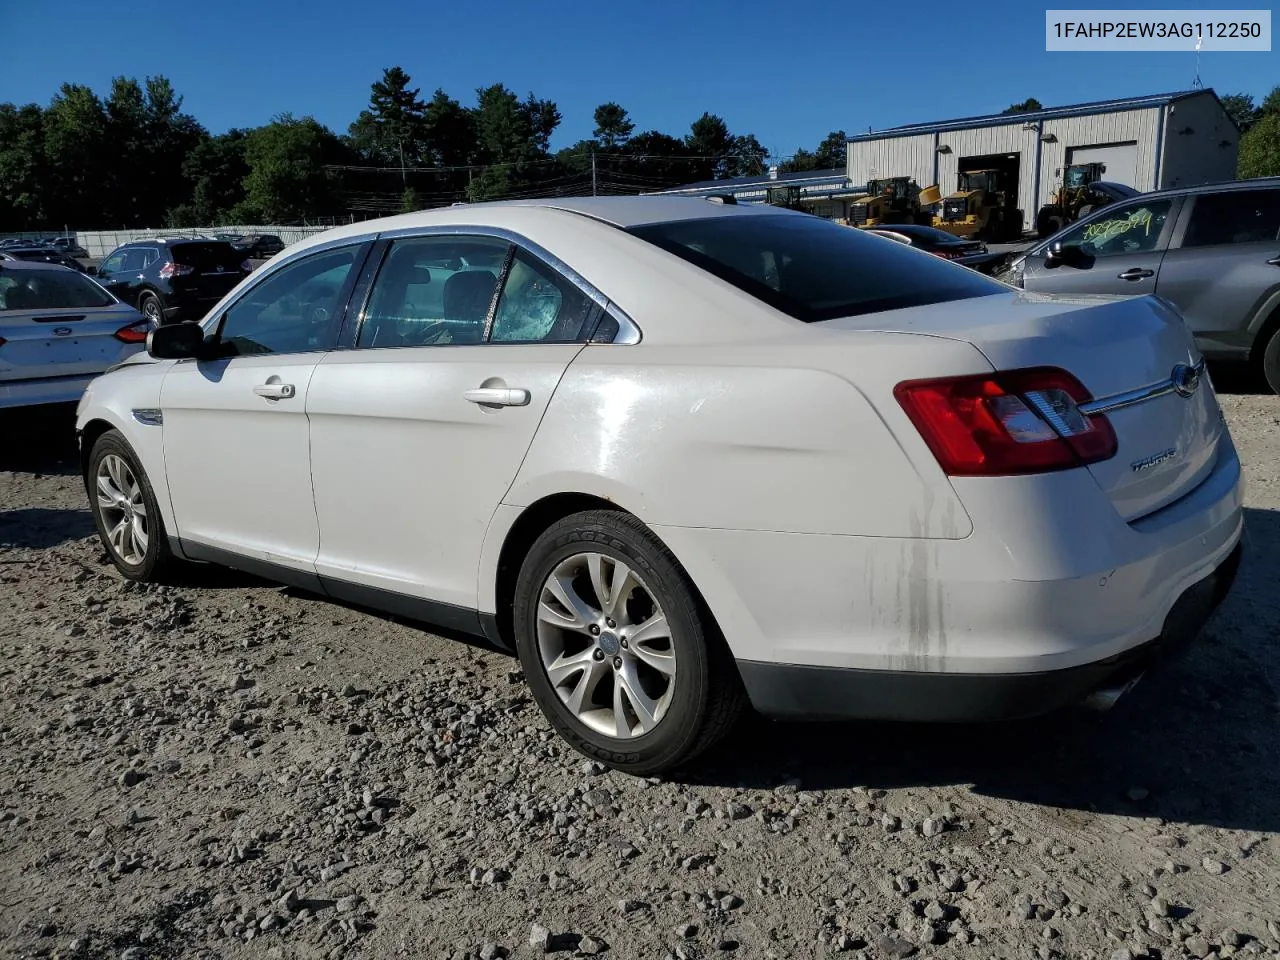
[{"left": 1004, "top": 178, "right": 1280, "bottom": 391}]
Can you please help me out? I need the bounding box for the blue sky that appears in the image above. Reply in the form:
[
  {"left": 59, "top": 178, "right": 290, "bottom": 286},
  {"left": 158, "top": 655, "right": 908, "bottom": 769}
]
[{"left": 1, "top": 0, "right": 1273, "bottom": 158}]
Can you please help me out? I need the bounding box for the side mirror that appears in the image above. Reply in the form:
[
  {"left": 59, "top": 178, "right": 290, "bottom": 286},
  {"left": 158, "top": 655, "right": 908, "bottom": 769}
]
[
  {"left": 84, "top": 264, "right": 98, "bottom": 276},
  {"left": 146, "top": 321, "right": 207, "bottom": 360},
  {"left": 1045, "top": 241, "right": 1088, "bottom": 269}
]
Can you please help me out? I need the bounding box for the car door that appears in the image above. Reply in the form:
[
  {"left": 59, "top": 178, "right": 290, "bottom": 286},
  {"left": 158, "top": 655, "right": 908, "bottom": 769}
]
[
  {"left": 158, "top": 241, "right": 369, "bottom": 585},
  {"left": 307, "top": 231, "right": 598, "bottom": 617},
  {"left": 1152, "top": 187, "right": 1280, "bottom": 359},
  {"left": 96, "top": 249, "right": 129, "bottom": 299},
  {"left": 1021, "top": 195, "right": 1181, "bottom": 297}
]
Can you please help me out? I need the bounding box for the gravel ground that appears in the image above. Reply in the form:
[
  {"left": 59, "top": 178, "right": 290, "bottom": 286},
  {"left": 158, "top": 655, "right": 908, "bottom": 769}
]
[{"left": 1, "top": 383, "right": 1278, "bottom": 960}]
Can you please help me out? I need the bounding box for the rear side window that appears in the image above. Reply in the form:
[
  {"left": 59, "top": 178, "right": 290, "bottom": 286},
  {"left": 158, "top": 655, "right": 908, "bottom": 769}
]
[
  {"left": 1182, "top": 189, "right": 1280, "bottom": 248},
  {"left": 627, "top": 214, "right": 1002, "bottom": 322},
  {"left": 173, "top": 242, "right": 243, "bottom": 271}
]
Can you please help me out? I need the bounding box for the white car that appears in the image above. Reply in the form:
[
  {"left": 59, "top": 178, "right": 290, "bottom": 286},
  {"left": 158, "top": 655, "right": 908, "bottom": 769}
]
[
  {"left": 75, "top": 197, "right": 1244, "bottom": 773},
  {"left": 1, "top": 260, "right": 151, "bottom": 409}
]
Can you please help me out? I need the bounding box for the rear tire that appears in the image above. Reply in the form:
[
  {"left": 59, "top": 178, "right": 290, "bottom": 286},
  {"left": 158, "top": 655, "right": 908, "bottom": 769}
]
[
  {"left": 138, "top": 292, "right": 164, "bottom": 324},
  {"left": 513, "top": 510, "right": 745, "bottom": 775},
  {"left": 1261, "top": 328, "right": 1280, "bottom": 395},
  {"left": 87, "top": 430, "right": 176, "bottom": 582}
]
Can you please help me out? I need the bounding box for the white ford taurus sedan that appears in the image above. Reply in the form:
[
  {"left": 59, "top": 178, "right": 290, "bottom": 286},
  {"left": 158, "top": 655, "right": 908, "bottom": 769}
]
[{"left": 76, "top": 196, "right": 1244, "bottom": 773}]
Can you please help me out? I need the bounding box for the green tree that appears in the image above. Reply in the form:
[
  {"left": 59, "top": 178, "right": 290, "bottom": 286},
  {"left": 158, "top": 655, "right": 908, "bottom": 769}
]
[
  {"left": 401, "top": 186, "right": 423, "bottom": 212},
  {"left": 1261, "top": 86, "right": 1280, "bottom": 117},
  {"left": 42, "top": 83, "right": 109, "bottom": 227},
  {"left": 347, "top": 66, "right": 428, "bottom": 168},
  {"left": 0, "top": 103, "right": 46, "bottom": 226},
  {"left": 242, "top": 114, "right": 345, "bottom": 222},
  {"left": 686, "top": 113, "right": 734, "bottom": 179},
  {"left": 422, "top": 88, "right": 475, "bottom": 166},
  {"left": 1004, "top": 97, "right": 1043, "bottom": 114},
  {"left": 614, "top": 130, "right": 695, "bottom": 189},
  {"left": 1238, "top": 112, "right": 1280, "bottom": 178},
  {"left": 779, "top": 148, "right": 819, "bottom": 173},
  {"left": 178, "top": 129, "right": 250, "bottom": 223},
  {"left": 814, "top": 130, "right": 848, "bottom": 170},
  {"left": 1219, "top": 92, "right": 1259, "bottom": 132},
  {"left": 727, "top": 133, "right": 769, "bottom": 178},
  {"left": 593, "top": 102, "right": 634, "bottom": 151}
]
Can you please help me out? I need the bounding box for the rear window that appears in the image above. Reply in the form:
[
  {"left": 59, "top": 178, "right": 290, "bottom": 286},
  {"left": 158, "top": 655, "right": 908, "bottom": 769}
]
[
  {"left": 627, "top": 214, "right": 1002, "bottom": 322},
  {"left": 172, "top": 241, "right": 244, "bottom": 270},
  {"left": 0, "top": 267, "right": 115, "bottom": 309}
]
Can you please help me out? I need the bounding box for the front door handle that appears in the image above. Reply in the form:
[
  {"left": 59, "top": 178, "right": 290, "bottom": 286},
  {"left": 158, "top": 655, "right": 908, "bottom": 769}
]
[
  {"left": 253, "top": 382, "right": 295, "bottom": 400},
  {"left": 1117, "top": 267, "right": 1155, "bottom": 281},
  {"left": 464, "top": 387, "right": 530, "bottom": 407},
  {"left": 1266, "top": 255, "right": 1280, "bottom": 266}
]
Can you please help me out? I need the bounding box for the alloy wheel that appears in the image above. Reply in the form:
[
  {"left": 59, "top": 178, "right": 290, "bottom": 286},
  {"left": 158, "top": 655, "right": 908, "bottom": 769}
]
[
  {"left": 95, "top": 454, "right": 149, "bottom": 565},
  {"left": 536, "top": 552, "right": 675, "bottom": 738}
]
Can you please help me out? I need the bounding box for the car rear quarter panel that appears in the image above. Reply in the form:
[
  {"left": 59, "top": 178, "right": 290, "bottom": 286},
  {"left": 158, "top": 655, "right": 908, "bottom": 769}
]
[{"left": 489, "top": 332, "right": 993, "bottom": 662}]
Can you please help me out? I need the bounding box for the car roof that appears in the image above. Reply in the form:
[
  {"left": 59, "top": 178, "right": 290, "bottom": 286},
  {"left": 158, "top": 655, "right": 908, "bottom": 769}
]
[
  {"left": 1134, "top": 175, "right": 1280, "bottom": 201},
  {"left": 0, "top": 257, "right": 78, "bottom": 272}
]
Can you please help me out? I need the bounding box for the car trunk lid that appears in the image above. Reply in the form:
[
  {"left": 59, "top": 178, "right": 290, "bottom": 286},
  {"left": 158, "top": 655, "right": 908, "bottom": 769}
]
[
  {"left": 822, "top": 291, "right": 1223, "bottom": 521},
  {"left": 0, "top": 303, "right": 148, "bottom": 381}
]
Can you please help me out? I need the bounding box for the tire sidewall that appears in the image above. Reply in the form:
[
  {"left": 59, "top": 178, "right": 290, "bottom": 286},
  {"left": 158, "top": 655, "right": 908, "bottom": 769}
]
[
  {"left": 139, "top": 292, "right": 162, "bottom": 323},
  {"left": 514, "top": 517, "right": 711, "bottom": 769},
  {"left": 1263, "top": 331, "right": 1280, "bottom": 395},
  {"left": 87, "top": 431, "right": 164, "bottom": 581}
]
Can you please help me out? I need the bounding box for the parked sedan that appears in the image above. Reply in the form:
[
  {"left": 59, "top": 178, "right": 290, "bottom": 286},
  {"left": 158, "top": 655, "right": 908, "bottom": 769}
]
[
  {"left": 1002, "top": 177, "right": 1280, "bottom": 391},
  {"left": 75, "top": 197, "right": 1242, "bottom": 773},
  {"left": 861, "top": 223, "right": 1006, "bottom": 273},
  {"left": 0, "top": 261, "right": 152, "bottom": 409},
  {"left": 1, "top": 246, "right": 86, "bottom": 272}
]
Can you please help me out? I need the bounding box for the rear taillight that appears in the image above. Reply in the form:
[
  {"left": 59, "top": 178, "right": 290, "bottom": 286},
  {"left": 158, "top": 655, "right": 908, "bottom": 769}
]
[
  {"left": 158, "top": 261, "right": 194, "bottom": 278},
  {"left": 113, "top": 320, "right": 152, "bottom": 343},
  {"left": 894, "top": 367, "right": 1117, "bottom": 476}
]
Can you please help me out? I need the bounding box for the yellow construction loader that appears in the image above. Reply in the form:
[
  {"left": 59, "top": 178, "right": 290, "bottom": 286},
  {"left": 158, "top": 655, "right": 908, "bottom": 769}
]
[{"left": 932, "top": 169, "right": 1025, "bottom": 241}]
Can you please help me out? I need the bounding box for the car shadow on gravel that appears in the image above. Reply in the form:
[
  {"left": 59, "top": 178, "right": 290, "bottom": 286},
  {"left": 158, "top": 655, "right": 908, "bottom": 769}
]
[
  {"left": 0, "top": 506, "right": 95, "bottom": 548},
  {"left": 0, "top": 403, "right": 80, "bottom": 476},
  {"left": 684, "top": 506, "right": 1280, "bottom": 836},
  {"left": 1208, "top": 360, "right": 1269, "bottom": 395}
]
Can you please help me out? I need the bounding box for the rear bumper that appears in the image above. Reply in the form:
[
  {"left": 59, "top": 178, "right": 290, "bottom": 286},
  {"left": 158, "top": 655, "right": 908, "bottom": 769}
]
[
  {"left": 0, "top": 373, "right": 98, "bottom": 409},
  {"left": 738, "top": 540, "right": 1241, "bottom": 721}
]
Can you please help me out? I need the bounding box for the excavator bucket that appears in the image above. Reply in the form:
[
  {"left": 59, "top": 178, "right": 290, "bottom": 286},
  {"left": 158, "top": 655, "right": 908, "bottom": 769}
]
[{"left": 918, "top": 184, "right": 942, "bottom": 207}]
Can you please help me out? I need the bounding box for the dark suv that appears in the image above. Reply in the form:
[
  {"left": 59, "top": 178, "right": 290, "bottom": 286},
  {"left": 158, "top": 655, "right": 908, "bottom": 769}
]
[
  {"left": 96, "top": 238, "right": 249, "bottom": 323},
  {"left": 1004, "top": 177, "right": 1280, "bottom": 391}
]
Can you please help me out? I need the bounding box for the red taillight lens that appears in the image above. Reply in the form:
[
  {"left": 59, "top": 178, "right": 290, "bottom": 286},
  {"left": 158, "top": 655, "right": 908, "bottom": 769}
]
[
  {"left": 894, "top": 367, "right": 1117, "bottom": 476},
  {"left": 158, "top": 261, "right": 194, "bottom": 278},
  {"left": 114, "top": 320, "right": 151, "bottom": 343}
]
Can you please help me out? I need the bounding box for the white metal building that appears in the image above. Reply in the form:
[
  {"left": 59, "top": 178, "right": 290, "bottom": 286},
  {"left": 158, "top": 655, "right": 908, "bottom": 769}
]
[{"left": 846, "top": 90, "right": 1239, "bottom": 224}]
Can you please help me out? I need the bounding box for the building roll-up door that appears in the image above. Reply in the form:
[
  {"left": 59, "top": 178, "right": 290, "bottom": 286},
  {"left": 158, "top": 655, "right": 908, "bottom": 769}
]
[{"left": 1066, "top": 142, "right": 1138, "bottom": 188}]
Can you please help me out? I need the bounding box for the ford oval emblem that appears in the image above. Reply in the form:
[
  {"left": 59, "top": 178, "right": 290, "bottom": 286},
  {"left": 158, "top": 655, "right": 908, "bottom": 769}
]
[
  {"left": 1171, "top": 363, "right": 1201, "bottom": 398},
  {"left": 52, "top": 327, "right": 73, "bottom": 337}
]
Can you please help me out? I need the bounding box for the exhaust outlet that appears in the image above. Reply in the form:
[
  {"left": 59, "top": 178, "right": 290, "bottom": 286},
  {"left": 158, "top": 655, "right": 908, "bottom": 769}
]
[{"left": 1081, "top": 674, "right": 1144, "bottom": 712}]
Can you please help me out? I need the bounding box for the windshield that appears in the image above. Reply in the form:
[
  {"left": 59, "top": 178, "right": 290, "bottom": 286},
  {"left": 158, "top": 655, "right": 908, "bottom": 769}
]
[
  {"left": 959, "top": 172, "right": 995, "bottom": 193},
  {"left": 0, "top": 266, "right": 115, "bottom": 309},
  {"left": 627, "top": 213, "right": 1002, "bottom": 323}
]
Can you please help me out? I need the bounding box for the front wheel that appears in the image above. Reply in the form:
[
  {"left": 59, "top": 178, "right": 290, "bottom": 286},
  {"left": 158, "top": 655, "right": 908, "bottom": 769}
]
[
  {"left": 87, "top": 430, "right": 176, "bottom": 581},
  {"left": 513, "top": 510, "right": 745, "bottom": 775}
]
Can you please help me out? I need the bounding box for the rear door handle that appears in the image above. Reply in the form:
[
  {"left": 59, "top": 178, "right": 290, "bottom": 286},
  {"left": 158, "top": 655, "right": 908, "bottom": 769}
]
[
  {"left": 1266, "top": 255, "right": 1280, "bottom": 266},
  {"left": 1117, "top": 268, "right": 1155, "bottom": 281},
  {"left": 464, "top": 387, "right": 530, "bottom": 407},
  {"left": 253, "top": 382, "right": 295, "bottom": 400}
]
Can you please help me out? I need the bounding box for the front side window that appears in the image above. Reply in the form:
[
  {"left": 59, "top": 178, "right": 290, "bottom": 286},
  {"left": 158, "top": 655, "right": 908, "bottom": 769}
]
[
  {"left": 215, "top": 246, "right": 359, "bottom": 357},
  {"left": 1054, "top": 198, "right": 1175, "bottom": 257},
  {"left": 99, "top": 251, "right": 125, "bottom": 274},
  {"left": 358, "top": 236, "right": 508, "bottom": 348},
  {"left": 1181, "top": 190, "right": 1280, "bottom": 248},
  {"left": 629, "top": 213, "right": 1002, "bottom": 323},
  {"left": 491, "top": 249, "right": 596, "bottom": 342}
]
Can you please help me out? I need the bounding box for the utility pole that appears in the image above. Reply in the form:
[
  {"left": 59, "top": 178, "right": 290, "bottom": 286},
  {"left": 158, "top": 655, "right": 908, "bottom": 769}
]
[
  {"left": 399, "top": 138, "right": 407, "bottom": 189},
  {"left": 591, "top": 151, "right": 598, "bottom": 197}
]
